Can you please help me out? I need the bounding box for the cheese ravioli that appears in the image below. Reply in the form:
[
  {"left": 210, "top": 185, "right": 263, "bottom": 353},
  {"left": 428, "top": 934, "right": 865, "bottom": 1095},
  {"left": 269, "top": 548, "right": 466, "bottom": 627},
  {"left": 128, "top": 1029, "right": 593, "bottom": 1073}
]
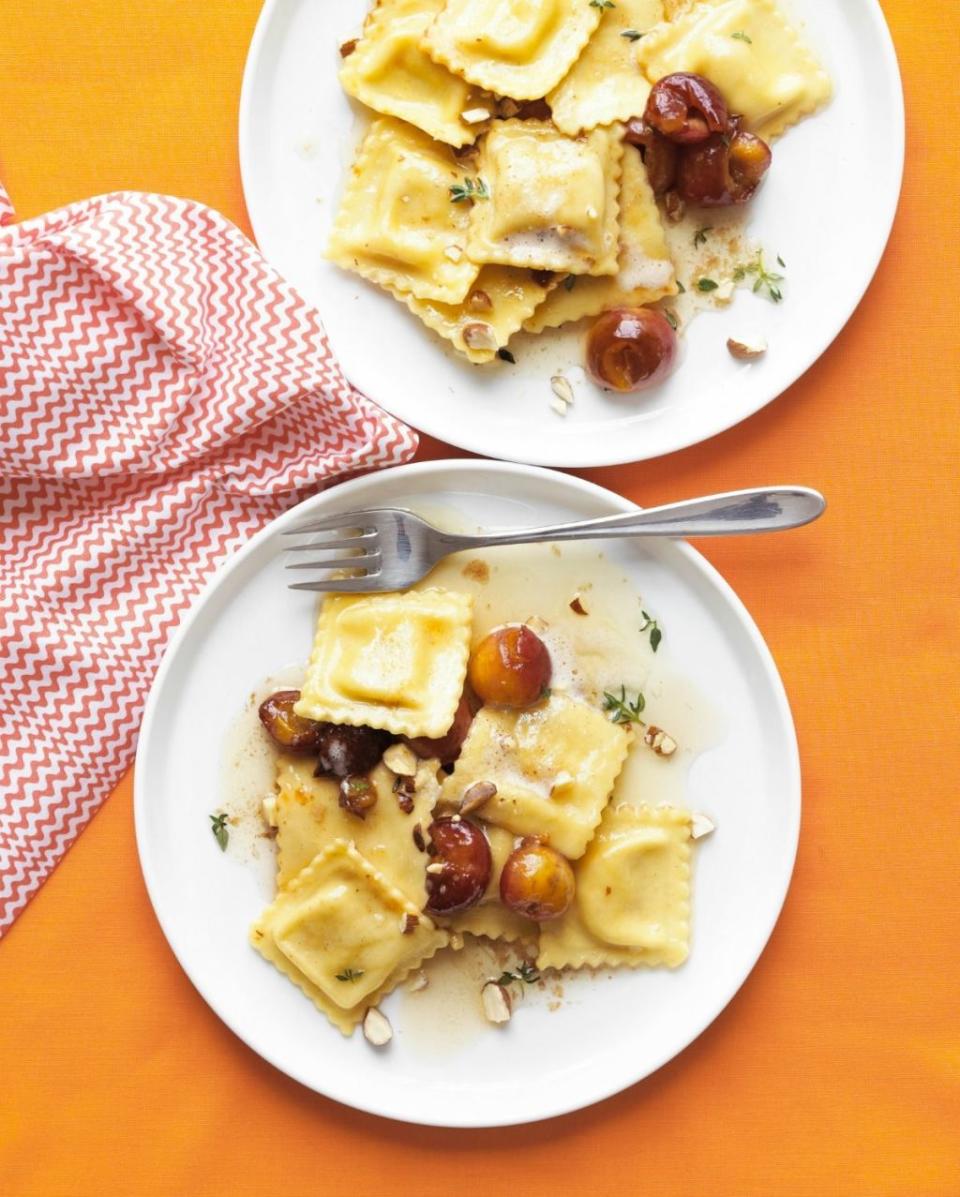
[
  {"left": 327, "top": 117, "right": 479, "bottom": 303},
  {"left": 423, "top": 0, "right": 601, "bottom": 101},
  {"left": 339, "top": 0, "right": 490, "bottom": 147},
  {"left": 636, "top": 0, "right": 832, "bottom": 141},
  {"left": 469, "top": 120, "right": 623, "bottom": 276}
]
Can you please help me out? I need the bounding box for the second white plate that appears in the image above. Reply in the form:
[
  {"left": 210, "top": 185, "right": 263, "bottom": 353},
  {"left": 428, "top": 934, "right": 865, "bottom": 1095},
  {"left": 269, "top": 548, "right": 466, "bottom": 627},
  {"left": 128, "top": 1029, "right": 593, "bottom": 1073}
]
[
  {"left": 239, "top": 0, "right": 903, "bottom": 466},
  {"left": 135, "top": 461, "right": 800, "bottom": 1126}
]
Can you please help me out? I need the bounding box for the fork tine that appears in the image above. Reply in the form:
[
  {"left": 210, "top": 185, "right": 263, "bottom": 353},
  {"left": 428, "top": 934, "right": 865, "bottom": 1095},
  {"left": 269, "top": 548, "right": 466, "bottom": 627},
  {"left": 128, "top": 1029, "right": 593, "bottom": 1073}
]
[
  {"left": 288, "top": 576, "right": 384, "bottom": 593},
  {"left": 285, "top": 556, "right": 380, "bottom": 572},
  {"left": 282, "top": 513, "right": 376, "bottom": 535},
  {"left": 284, "top": 534, "right": 376, "bottom": 551}
]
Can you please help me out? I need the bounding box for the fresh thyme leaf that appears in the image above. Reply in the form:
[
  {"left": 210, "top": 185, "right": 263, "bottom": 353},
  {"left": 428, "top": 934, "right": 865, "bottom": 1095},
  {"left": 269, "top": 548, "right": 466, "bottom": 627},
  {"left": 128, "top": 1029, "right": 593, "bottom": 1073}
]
[
  {"left": 697, "top": 277, "right": 718, "bottom": 292},
  {"left": 496, "top": 962, "right": 541, "bottom": 986},
  {"left": 777, "top": 254, "right": 786, "bottom": 268},
  {"left": 693, "top": 226, "right": 713, "bottom": 248},
  {"left": 640, "top": 609, "right": 663, "bottom": 653},
  {"left": 590, "top": 0, "right": 616, "bottom": 8},
  {"left": 497, "top": 347, "right": 516, "bottom": 363},
  {"left": 735, "top": 251, "right": 785, "bottom": 302},
  {"left": 664, "top": 309, "right": 678, "bottom": 330},
  {"left": 731, "top": 30, "right": 753, "bottom": 42},
  {"left": 450, "top": 176, "right": 489, "bottom": 203},
  {"left": 676, "top": 280, "right": 686, "bottom": 294},
  {"left": 602, "top": 685, "right": 646, "bottom": 724},
  {"left": 563, "top": 274, "right": 577, "bottom": 291},
  {"left": 209, "top": 812, "right": 229, "bottom": 852},
  {"left": 621, "top": 27, "right": 644, "bottom": 39},
  {"left": 335, "top": 967, "right": 364, "bottom": 982}
]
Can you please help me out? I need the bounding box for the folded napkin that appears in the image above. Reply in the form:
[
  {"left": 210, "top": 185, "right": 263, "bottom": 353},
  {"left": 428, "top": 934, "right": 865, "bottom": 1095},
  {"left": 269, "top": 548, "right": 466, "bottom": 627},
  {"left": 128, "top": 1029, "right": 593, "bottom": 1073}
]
[{"left": 0, "top": 181, "right": 417, "bottom": 934}]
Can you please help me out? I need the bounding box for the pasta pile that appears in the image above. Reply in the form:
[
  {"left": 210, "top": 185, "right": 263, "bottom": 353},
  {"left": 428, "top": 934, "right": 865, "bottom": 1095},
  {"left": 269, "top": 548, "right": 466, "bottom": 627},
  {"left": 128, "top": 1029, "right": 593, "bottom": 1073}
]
[{"left": 327, "top": 0, "right": 831, "bottom": 363}]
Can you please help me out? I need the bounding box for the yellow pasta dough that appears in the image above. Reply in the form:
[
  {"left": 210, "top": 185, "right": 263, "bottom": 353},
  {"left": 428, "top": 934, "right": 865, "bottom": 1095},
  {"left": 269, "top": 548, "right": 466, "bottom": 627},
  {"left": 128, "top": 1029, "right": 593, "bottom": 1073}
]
[
  {"left": 294, "top": 588, "right": 473, "bottom": 739},
  {"left": 272, "top": 756, "right": 440, "bottom": 902},
  {"left": 636, "top": 0, "right": 832, "bottom": 140},
  {"left": 468, "top": 120, "right": 623, "bottom": 276},
  {"left": 442, "top": 692, "right": 632, "bottom": 859},
  {"left": 327, "top": 116, "right": 480, "bottom": 303},
  {"left": 389, "top": 265, "right": 553, "bottom": 362},
  {"left": 339, "top": 0, "right": 490, "bottom": 147},
  {"left": 251, "top": 840, "right": 448, "bottom": 1034},
  {"left": 523, "top": 145, "right": 674, "bottom": 332},
  {"left": 538, "top": 804, "right": 692, "bottom": 970},
  {"left": 548, "top": 0, "right": 663, "bottom": 136},
  {"left": 422, "top": 0, "right": 601, "bottom": 101}
]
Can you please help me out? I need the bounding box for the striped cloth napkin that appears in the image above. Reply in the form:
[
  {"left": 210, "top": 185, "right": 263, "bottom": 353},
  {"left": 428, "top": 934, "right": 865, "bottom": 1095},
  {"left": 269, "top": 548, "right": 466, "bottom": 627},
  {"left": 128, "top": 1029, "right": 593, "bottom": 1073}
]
[{"left": 0, "top": 181, "right": 417, "bottom": 934}]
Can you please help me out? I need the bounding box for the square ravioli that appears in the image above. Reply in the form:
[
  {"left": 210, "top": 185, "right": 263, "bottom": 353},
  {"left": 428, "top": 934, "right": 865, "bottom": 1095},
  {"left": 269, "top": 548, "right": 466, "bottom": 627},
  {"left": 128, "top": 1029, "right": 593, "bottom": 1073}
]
[
  {"left": 294, "top": 588, "right": 473, "bottom": 739},
  {"left": 250, "top": 840, "right": 448, "bottom": 1034},
  {"left": 548, "top": 0, "right": 664, "bottom": 136},
  {"left": 441, "top": 692, "right": 632, "bottom": 859},
  {"left": 468, "top": 120, "right": 623, "bottom": 276},
  {"left": 271, "top": 757, "right": 441, "bottom": 902},
  {"left": 422, "top": 0, "right": 601, "bottom": 101},
  {"left": 339, "top": 0, "right": 490, "bottom": 147},
  {"left": 636, "top": 0, "right": 832, "bottom": 141},
  {"left": 538, "top": 804, "right": 692, "bottom": 971},
  {"left": 524, "top": 145, "right": 674, "bottom": 332},
  {"left": 389, "top": 265, "right": 553, "bottom": 362},
  {"left": 327, "top": 116, "right": 480, "bottom": 303}
]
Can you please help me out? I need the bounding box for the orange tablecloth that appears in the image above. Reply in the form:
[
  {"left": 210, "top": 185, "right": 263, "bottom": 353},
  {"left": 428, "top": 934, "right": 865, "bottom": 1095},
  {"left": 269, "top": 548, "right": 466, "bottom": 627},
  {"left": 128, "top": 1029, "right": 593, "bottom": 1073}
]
[{"left": 1, "top": 4, "right": 957, "bottom": 1194}]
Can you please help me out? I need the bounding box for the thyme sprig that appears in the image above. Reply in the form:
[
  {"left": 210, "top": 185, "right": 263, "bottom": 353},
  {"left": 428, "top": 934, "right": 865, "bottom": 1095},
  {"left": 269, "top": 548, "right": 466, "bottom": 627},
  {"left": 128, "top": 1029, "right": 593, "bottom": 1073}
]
[
  {"left": 603, "top": 685, "right": 646, "bottom": 724},
  {"left": 209, "top": 812, "right": 229, "bottom": 852},
  {"left": 335, "top": 967, "right": 365, "bottom": 982},
  {"left": 450, "top": 176, "right": 489, "bottom": 203},
  {"left": 496, "top": 961, "right": 541, "bottom": 986},
  {"left": 734, "top": 251, "right": 785, "bottom": 302},
  {"left": 640, "top": 609, "right": 662, "bottom": 653}
]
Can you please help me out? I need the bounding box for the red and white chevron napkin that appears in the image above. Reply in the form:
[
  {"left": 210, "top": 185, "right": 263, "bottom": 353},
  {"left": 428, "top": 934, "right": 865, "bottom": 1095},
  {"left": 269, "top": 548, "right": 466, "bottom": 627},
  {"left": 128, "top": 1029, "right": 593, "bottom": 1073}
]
[{"left": 0, "top": 182, "right": 417, "bottom": 934}]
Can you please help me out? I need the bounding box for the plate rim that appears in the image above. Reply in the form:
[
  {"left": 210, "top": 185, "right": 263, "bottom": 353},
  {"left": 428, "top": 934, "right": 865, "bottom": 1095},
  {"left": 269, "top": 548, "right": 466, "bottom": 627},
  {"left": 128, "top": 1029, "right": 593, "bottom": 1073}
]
[
  {"left": 134, "top": 458, "right": 802, "bottom": 1126},
  {"left": 237, "top": 0, "right": 905, "bottom": 469}
]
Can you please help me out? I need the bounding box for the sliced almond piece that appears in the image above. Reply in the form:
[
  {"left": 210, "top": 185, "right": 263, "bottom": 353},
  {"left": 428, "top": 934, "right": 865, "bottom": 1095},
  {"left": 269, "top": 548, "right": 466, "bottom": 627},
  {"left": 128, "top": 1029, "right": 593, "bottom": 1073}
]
[
  {"left": 727, "top": 335, "right": 767, "bottom": 361},
  {"left": 461, "top": 780, "right": 497, "bottom": 815},
  {"left": 362, "top": 1007, "right": 393, "bottom": 1047},
  {"left": 481, "top": 981, "right": 512, "bottom": 1025},
  {"left": 461, "top": 107, "right": 491, "bottom": 124},
  {"left": 383, "top": 743, "right": 418, "bottom": 777},
  {"left": 462, "top": 321, "right": 498, "bottom": 352},
  {"left": 691, "top": 812, "right": 716, "bottom": 840}
]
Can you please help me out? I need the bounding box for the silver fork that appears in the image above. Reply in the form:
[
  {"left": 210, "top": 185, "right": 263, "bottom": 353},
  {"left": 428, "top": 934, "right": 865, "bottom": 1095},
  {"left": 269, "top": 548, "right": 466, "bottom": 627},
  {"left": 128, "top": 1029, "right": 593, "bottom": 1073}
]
[{"left": 282, "top": 486, "right": 825, "bottom": 594}]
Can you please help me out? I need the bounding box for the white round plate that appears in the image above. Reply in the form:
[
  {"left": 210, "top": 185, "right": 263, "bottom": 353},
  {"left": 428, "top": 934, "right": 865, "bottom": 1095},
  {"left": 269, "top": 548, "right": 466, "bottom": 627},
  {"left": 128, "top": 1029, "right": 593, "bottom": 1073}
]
[
  {"left": 135, "top": 461, "right": 800, "bottom": 1126},
  {"left": 239, "top": 0, "right": 903, "bottom": 467}
]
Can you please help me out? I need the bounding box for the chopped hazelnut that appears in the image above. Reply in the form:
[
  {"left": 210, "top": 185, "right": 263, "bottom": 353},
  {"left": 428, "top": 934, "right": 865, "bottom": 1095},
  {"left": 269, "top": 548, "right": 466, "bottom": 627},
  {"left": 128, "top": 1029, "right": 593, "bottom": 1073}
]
[
  {"left": 727, "top": 335, "right": 768, "bottom": 361},
  {"left": 462, "top": 322, "right": 498, "bottom": 352},
  {"left": 384, "top": 743, "right": 418, "bottom": 777},
  {"left": 643, "top": 725, "right": 678, "bottom": 756},
  {"left": 362, "top": 1007, "right": 393, "bottom": 1047},
  {"left": 467, "top": 289, "right": 493, "bottom": 313},
  {"left": 461, "top": 780, "right": 497, "bottom": 815},
  {"left": 481, "top": 981, "right": 512, "bottom": 1025}
]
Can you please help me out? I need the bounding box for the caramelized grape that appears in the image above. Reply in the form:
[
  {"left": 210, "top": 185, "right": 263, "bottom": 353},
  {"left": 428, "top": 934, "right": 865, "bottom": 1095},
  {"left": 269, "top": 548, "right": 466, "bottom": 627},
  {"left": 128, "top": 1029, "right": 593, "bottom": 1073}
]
[
  {"left": 258, "top": 690, "right": 327, "bottom": 752},
  {"left": 676, "top": 118, "right": 772, "bottom": 206},
  {"left": 338, "top": 774, "right": 378, "bottom": 819},
  {"left": 500, "top": 838, "right": 575, "bottom": 921},
  {"left": 585, "top": 307, "right": 678, "bottom": 393},
  {"left": 424, "top": 818, "right": 492, "bottom": 915},
  {"left": 624, "top": 123, "right": 678, "bottom": 196},
  {"left": 405, "top": 693, "right": 475, "bottom": 764},
  {"left": 315, "top": 724, "right": 392, "bottom": 778},
  {"left": 644, "top": 73, "right": 729, "bottom": 144},
  {"left": 468, "top": 625, "right": 552, "bottom": 708}
]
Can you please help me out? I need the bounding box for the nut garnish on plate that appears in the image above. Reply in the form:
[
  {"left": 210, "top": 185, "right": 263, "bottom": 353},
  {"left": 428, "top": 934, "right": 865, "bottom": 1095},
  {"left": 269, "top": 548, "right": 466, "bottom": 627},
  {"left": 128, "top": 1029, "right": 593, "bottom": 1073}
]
[
  {"left": 362, "top": 1007, "right": 393, "bottom": 1047},
  {"left": 481, "top": 980, "right": 512, "bottom": 1025}
]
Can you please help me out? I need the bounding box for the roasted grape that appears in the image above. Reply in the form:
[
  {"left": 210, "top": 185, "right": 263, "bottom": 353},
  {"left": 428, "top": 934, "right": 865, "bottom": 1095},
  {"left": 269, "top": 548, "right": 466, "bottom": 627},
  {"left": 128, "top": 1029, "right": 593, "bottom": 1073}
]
[
  {"left": 405, "top": 693, "right": 475, "bottom": 764},
  {"left": 676, "top": 118, "right": 772, "bottom": 206},
  {"left": 468, "top": 625, "right": 552, "bottom": 708},
  {"left": 258, "top": 690, "right": 328, "bottom": 752},
  {"left": 624, "top": 122, "right": 678, "bottom": 196},
  {"left": 338, "top": 774, "right": 378, "bottom": 819},
  {"left": 644, "top": 73, "right": 729, "bottom": 144},
  {"left": 500, "top": 838, "right": 575, "bottom": 921},
  {"left": 315, "top": 724, "right": 392, "bottom": 779},
  {"left": 585, "top": 307, "right": 678, "bottom": 393},
  {"left": 424, "top": 817, "right": 492, "bottom": 915}
]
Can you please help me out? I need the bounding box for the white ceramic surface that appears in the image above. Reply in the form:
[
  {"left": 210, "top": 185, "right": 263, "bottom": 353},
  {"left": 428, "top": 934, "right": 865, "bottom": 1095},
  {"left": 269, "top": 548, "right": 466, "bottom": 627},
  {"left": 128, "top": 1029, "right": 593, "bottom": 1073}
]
[
  {"left": 238, "top": 0, "right": 904, "bottom": 467},
  {"left": 135, "top": 461, "right": 801, "bottom": 1126}
]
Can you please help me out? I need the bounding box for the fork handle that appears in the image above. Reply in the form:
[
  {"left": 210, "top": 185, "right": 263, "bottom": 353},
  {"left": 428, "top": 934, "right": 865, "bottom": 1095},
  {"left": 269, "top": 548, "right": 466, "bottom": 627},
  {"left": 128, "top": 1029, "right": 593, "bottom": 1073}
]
[{"left": 443, "top": 487, "right": 825, "bottom": 549}]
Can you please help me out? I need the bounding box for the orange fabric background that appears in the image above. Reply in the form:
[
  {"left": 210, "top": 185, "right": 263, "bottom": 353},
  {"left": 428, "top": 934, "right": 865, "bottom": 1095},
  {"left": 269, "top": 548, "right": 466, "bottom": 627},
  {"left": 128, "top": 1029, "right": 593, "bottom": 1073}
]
[{"left": 1, "top": 3, "right": 957, "bottom": 1194}]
